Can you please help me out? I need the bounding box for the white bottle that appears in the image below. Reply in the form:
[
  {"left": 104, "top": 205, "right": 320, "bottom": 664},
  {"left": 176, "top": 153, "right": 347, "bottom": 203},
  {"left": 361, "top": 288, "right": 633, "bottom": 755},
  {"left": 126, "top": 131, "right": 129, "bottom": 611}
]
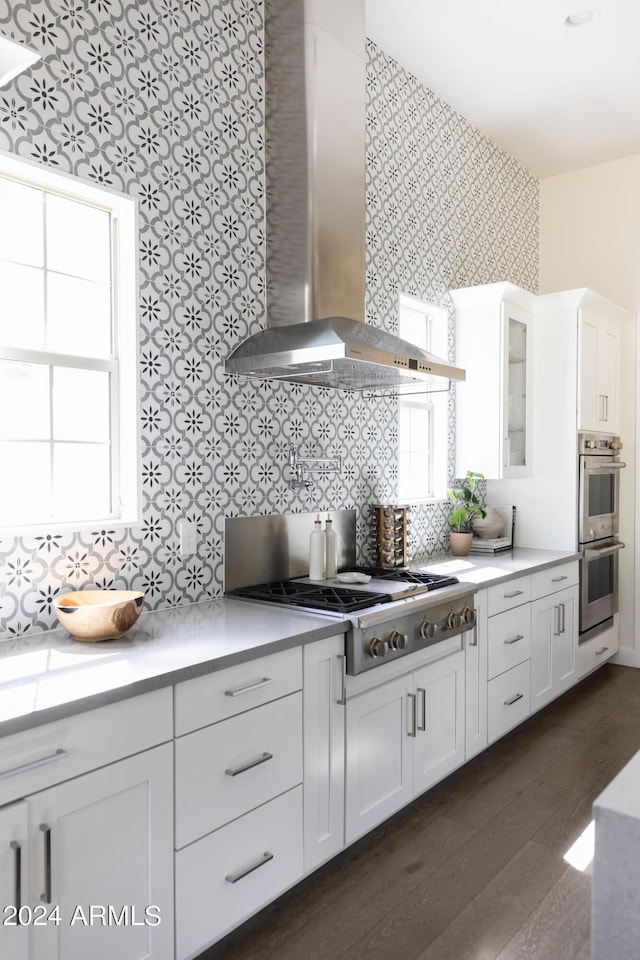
[
  {"left": 325, "top": 516, "right": 337, "bottom": 579},
  {"left": 309, "top": 515, "right": 325, "bottom": 580}
]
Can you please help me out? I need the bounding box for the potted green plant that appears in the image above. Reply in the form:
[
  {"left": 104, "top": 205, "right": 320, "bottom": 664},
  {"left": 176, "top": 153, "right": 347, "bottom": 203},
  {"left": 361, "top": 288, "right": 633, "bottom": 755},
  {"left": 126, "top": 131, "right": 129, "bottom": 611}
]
[{"left": 447, "top": 471, "right": 486, "bottom": 556}]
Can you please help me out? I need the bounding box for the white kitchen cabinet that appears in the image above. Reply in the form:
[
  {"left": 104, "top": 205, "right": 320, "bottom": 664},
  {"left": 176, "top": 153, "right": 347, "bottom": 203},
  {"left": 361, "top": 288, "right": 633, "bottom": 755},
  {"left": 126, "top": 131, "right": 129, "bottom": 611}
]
[
  {"left": 485, "top": 575, "right": 532, "bottom": 743},
  {"left": 452, "top": 282, "right": 536, "bottom": 479},
  {"left": 465, "top": 590, "right": 487, "bottom": 760},
  {"left": 412, "top": 651, "right": 465, "bottom": 793},
  {"left": 531, "top": 585, "right": 578, "bottom": 712},
  {"left": 303, "top": 634, "right": 345, "bottom": 872},
  {"left": 0, "top": 802, "right": 28, "bottom": 960},
  {"left": 176, "top": 787, "right": 303, "bottom": 960},
  {"left": 578, "top": 301, "right": 622, "bottom": 434},
  {"left": 28, "top": 743, "right": 173, "bottom": 960},
  {"left": 577, "top": 622, "right": 620, "bottom": 680},
  {"left": 345, "top": 650, "right": 465, "bottom": 843},
  {"left": 488, "top": 660, "right": 531, "bottom": 743}
]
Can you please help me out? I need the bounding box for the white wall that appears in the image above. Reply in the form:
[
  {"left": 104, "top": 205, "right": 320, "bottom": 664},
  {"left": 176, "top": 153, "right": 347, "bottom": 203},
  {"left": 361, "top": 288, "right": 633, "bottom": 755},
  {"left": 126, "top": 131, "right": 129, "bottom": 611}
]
[{"left": 539, "top": 155, "right": 639, "bottom": 665}]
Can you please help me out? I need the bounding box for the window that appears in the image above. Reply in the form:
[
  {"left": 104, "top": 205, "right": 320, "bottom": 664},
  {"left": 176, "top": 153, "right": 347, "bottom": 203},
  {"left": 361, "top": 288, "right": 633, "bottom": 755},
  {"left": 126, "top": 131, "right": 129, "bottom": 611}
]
[
  {"left": 0, "top": 152, "right": 139, "bottom": 532},
  {"left": 397, "top": 294, "right": 448, "bottom": 501}
]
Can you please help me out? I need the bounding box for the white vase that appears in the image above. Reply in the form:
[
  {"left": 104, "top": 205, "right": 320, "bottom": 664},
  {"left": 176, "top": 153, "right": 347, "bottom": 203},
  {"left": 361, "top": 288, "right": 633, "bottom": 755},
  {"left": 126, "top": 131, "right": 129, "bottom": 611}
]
[{"left": 472, "top": 507, "right": 504, "bottom": 540}]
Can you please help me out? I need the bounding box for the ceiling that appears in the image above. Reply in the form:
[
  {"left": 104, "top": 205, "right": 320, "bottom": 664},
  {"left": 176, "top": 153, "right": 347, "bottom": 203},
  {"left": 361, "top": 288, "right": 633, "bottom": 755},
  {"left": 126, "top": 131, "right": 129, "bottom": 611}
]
[{"left": 365, "top": 0, "right": 640, "bottom": 179}]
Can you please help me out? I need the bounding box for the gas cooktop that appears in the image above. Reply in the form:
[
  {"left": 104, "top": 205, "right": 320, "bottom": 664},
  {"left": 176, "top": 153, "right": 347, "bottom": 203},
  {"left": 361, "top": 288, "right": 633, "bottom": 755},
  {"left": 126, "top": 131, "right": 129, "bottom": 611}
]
[{"left": 228, "top": 568, "right": 459, "bottom": 615}]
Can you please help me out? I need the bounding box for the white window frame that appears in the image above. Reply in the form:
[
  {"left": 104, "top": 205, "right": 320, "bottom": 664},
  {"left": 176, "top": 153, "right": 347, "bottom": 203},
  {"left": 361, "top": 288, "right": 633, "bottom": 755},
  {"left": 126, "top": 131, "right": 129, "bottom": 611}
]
[
  {"left": 0, "top": 150, "right": 140, "bottom": 535},
  {"left": 397, "top": 293, "right": 449, "bottom": 502}
]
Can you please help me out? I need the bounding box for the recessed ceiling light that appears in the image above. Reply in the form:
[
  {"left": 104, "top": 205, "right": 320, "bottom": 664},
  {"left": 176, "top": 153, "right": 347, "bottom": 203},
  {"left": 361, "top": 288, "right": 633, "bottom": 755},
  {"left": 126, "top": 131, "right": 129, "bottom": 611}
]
[{"left": 564, "top": 9, "right": 599, "bottom": 28}]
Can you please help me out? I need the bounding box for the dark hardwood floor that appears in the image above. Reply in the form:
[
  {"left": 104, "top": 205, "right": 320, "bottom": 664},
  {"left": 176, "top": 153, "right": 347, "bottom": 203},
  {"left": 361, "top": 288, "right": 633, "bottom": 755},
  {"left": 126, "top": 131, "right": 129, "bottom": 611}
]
[{"left": 199, "top": 663, "right": 640, "bottom": 960}]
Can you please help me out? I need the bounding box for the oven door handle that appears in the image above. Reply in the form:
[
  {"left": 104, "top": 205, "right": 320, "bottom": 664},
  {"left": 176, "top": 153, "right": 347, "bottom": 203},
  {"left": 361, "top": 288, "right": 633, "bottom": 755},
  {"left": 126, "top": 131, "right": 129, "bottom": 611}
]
[
  {"left": 584, "top": 461, "right": 627, "bottom": 471},
  {"left": 583, "top": 541, "right": 625, "bottom": 559}
]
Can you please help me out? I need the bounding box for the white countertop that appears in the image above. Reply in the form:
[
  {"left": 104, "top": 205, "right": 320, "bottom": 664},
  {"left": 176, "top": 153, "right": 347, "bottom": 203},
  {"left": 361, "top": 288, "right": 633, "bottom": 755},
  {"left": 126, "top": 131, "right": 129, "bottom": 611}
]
[
  {"left": 0, "top": 548, "right": 578, "bottom": 737},
  {"left": 0, "top": 599, "right": 346, "bottom": 737},
  {"left": 414, "top": 547, "right": 580, "bottom": 585}
]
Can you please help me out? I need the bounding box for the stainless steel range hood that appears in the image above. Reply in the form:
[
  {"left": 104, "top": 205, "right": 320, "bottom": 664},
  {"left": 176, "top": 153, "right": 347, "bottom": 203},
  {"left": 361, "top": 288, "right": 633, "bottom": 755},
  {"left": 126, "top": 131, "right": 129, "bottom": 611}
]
[{"left": 225, "top": 0, "right": 465, "bottom": 393}]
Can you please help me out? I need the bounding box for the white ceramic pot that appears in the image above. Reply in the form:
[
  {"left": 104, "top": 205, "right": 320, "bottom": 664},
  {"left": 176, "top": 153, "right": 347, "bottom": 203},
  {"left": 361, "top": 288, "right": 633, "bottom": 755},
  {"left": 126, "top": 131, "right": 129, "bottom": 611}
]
[{"left": 472, "top": 507, "right": 505, "bottom": 539}]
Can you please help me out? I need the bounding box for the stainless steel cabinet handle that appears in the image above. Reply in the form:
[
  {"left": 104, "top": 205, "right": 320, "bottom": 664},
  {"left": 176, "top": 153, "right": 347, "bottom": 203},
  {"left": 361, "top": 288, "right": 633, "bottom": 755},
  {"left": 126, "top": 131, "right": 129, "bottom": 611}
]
[
  {"left": 504, "top": 693, "right": 524, "bottom": 706},
  {"left": 0, "top": 749, "right": 68, "bottom": 782},
  {"left": 336, "top": 654, "right": 347, "bottom": 706},
  {"left": 560, "top": 603, "right": 566, "bottom": 634},
  {"left": 225, "top": 752, "right": 273, "bottom": 777},
  {"left": 504, "top": 634, "right": 524, "bottom": 645},
  {"left": 225, "top": 851, "right": 274, "bottom": 884},
  {"left": 596, "top": 646, "right": 609, "bottom": 656},
  {"left": 469, "top": 609, "right": 478, "bottom": 647},
  {"left": 10, "top": 841, "right": 21, "bottom": 917},
  {"left": 40, "top": 824, "right": 52, "bottom": 904},
  {"left": 551, "top": 575, "right": 568, "bottom": 583},
  {"left": 599, "top": 394, "right": 606, "bottom": 421},
  {"left": 503, "top": 589, "right": 524, "bottom": 599},
  {"left": 224, "top": 678, "right": 273, "bottom": 698},
  {"left": 554, "top": 605, "right": 561, "bottom": 636},
  {"left": 408, "top": 693, "right": 417, "bottom": 737},
  {"left": 417, "top": 687, "right": 426, "bottom": 732}
]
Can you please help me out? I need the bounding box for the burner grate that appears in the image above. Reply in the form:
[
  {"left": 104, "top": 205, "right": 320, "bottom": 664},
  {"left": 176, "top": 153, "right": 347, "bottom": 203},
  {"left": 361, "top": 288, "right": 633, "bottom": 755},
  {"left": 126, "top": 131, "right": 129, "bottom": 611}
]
[
  {"left": 354, "top": 567, "right": 459, "bottom": 589},
  {"left": 230, "top": 580, "right": 393, "bottom": 614}
]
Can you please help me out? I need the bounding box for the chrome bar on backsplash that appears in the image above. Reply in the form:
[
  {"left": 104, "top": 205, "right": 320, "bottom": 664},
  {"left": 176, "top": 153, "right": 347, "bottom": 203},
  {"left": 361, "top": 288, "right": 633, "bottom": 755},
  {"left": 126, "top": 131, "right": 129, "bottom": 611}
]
[{"left": 224, "top": 510, "right": 357, "bottom": 592}]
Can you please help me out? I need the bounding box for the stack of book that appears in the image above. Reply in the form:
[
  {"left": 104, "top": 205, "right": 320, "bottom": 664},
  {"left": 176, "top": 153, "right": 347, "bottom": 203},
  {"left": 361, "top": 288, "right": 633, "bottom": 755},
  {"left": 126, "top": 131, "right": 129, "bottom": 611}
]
[
  {"left": 469, "top": 536, "right": 512, "bottom": 554},
  {"left": 469, "top": 505, "right": 515, "bottom": 554}
]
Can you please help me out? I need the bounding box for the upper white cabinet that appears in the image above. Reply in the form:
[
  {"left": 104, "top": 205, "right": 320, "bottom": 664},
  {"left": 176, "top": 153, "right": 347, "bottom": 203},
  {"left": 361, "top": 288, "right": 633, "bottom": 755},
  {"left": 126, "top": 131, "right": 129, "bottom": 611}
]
[
  {"left": 452, "top": 282, "right": 536, "bottom": 479},
  {"left": 578, "top": 299, "right": 623, "bottom": 434}
]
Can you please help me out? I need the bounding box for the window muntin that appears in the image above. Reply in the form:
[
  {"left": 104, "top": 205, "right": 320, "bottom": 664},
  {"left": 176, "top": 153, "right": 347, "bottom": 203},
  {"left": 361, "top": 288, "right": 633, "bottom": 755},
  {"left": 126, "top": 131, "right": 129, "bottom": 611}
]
[
  {"left": 397, "top": 295, "right": 448, "bottom": 501},
  {"left": 0, "top": 154, "right": 138, "bottom": 532}
]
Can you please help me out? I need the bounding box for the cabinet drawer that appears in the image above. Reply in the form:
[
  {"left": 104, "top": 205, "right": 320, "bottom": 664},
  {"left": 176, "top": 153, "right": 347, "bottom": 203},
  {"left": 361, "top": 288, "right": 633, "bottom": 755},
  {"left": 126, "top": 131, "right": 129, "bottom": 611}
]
[
  {"left": 487, "top": 576, "right": 531, "bottom": 617},
  {"left": 577, "top": 626, "right": 619, "bottom": 680},
  {"left": 0, "top": 688, "right": 172, "bottom": 808},
  {"left": 175, "top": 785, "right": 303, "bottom": 960},
  {"left": 175, "top": 691, "right": 302, "bottom": 848},
  {"left": 531, "top": 561, "right": 579, "bottom": 601},
  {"left": 174, "top": 646, "right": 302, "bottom": 736},
  {"left": 487, "top": 605, "right": 531, "bottom": 680},
  {"left": 488, "top": 660, "right": 531, "bottom": 743}
]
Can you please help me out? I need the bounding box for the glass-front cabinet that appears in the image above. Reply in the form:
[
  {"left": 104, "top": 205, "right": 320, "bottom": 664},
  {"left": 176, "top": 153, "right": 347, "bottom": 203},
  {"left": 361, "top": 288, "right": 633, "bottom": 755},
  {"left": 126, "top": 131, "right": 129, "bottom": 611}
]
[{"left": 452, "top": 282, "right": 534, "bottom": 480}]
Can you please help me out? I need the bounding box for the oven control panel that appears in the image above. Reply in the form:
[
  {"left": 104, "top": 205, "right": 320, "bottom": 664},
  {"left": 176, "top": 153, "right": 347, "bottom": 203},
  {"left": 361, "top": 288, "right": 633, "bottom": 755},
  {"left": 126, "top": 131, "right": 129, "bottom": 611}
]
[{"left": 348, "top": 592, "right": 477, "bottom": 675}]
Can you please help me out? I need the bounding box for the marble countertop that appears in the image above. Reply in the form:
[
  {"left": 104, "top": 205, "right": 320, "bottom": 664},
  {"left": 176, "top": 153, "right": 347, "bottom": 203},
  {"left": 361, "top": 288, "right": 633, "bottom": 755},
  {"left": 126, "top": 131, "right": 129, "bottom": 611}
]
[{"left": 0, "top": 547, "right": 578, "bottom": 738}]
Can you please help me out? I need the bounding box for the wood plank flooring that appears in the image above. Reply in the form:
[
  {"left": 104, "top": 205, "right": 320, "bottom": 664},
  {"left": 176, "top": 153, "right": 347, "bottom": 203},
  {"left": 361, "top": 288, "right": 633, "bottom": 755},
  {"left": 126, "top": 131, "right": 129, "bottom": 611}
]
[{"left": 198, "top": 663, "right": 640, "bottom": 960}]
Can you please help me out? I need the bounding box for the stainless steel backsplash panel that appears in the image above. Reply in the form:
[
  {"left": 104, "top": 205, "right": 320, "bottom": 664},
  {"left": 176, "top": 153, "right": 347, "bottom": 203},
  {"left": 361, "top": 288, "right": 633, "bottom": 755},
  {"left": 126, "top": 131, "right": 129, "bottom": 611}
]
[{"left": 225, "top": 511, "right": 357, "bottom": 591}]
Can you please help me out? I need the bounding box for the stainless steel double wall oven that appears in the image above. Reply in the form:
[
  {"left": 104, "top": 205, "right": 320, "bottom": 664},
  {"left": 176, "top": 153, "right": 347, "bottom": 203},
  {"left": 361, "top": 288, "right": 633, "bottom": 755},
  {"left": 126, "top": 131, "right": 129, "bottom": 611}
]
[{"left": 578, "top": 433, "right": 625, "bottom": 642}]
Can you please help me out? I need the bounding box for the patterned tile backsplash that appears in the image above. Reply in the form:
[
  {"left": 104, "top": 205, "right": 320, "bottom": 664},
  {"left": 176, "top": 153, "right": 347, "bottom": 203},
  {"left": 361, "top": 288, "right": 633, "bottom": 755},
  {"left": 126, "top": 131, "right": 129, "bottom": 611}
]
[{"left": 0, "top": 1, "right": 538, "bottom": 640}]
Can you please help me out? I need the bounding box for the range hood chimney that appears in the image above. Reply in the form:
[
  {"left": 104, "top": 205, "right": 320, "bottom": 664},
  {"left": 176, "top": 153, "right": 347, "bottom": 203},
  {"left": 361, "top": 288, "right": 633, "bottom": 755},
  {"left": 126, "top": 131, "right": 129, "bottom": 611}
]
[{"left": 225, "top": 0, "right": 465, "bottom": 392}]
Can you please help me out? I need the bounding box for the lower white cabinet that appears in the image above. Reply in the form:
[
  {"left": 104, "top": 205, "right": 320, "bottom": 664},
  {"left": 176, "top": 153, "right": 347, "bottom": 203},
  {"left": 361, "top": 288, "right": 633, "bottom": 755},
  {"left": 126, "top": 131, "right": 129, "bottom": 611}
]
[
  {"left": 175, "top": 787, "right": 303, "bottom": 960},
  {"left": 488, "top": 660, "right": 531, "bottom": 743},
  {"left": 345, "top": 649, "right": 465, "bottom": 843},
  {"left": 465, "top": 590, "right": 488, "bottom": 760},
  {"left": 577, "top": 622, "right": 620, "bottom": 679},
  {"left": 0, "top": 801, "right": 28, "bottom": 960},
  {"left": 27, "top": 743, "right": 173, "bottom": 960},
  {"left": 531, "top": 585, "right": 578, "bottom": 711},
  {"left": 303, "top": 634, "right": 345, "bottom": 872}
]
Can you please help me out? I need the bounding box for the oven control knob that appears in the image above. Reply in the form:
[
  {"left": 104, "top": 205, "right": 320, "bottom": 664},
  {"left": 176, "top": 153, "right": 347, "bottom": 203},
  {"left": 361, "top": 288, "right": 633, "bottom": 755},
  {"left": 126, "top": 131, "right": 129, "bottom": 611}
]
[
  {"left": 368, "top": 636, "right": 388, "bottom": 659},
  {"left": 388, "top": 630, "right": 408, "bottom": 651},
  {"left": 445, "top": 611, "right": 461, "bottom": 630},
  {"left": 460, "top": 606, "right": 476, "bottom": 626},
  {"left": 419, "top": 619, "right": 439, "bottom": 640}
]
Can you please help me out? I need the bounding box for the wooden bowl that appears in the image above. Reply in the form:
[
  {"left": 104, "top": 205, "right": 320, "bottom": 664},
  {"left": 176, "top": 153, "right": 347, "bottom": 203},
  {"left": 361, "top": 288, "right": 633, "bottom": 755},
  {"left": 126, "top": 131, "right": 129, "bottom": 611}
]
[{"left": 54, "top": 590, "right": 144, "bottom": 642}]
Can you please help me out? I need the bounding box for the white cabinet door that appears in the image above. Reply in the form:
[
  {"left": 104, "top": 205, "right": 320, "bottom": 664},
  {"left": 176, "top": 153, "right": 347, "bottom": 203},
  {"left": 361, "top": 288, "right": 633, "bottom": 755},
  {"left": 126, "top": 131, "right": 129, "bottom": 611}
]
[
  {"left": 531, "top": 586, "right": 578, "bottom": 712},
  {"left": 303, "top": 635, "right": 345, "bottom": 872},
  {"left": 578, "top": 308, "right": 621, "bottom": 434},
  {"left": 345, "top": 673, "right": 413, "bottom": 843},
  {"left": 465, "top": 592, "right": 488, "bottom": 760},
  {"left": 28, "top": 744, "right": 173, "bottom": 960},
  {"left": 413, "top": 650, "right": 465, "bottom": 794},
  {"left": 0, "top": 802, "right": 28, "bottom": 960},
  {"left": 453, "top": 283, "right": 535, "bottom": 479}
]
